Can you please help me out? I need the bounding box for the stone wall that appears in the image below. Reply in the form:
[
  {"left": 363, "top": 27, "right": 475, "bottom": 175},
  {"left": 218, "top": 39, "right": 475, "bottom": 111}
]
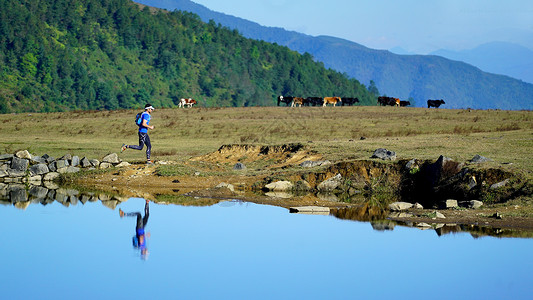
[{"left": 0, "top": 150, "right": 129, "bottom": 186}]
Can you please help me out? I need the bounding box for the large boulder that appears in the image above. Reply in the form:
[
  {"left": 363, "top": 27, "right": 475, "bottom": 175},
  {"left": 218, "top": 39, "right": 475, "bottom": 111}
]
[
  {"left": 264, "top": 180, "right": 294, "bottom": 191},
  {"left": 11, "top": 157, "right": 29, "bottom": 172},
  {"left": 102, "top": 153, "right": 120, "bottom": 164},
  {"left": 29, "top": 164, "right": 49, "bottom": 176},
  {"left": 470, "top": 155, "right": 492, "bottom": 163},
  {"left": 371, "top": 148, "right": 396, "bottom": 161},
  {"left": 317, "top": 174, "right": 343, "bottom": 191}
]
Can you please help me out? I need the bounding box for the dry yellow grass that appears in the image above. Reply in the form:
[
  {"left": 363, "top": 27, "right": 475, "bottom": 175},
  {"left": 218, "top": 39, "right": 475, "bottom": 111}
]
[{"left": 1, "top": 106, "right": 532, "bottom": 176}]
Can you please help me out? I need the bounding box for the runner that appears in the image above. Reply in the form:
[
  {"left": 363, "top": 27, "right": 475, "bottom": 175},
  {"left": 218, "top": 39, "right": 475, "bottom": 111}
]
[{"left": 121, "top": 104, "right": 155, "bottom": 164}]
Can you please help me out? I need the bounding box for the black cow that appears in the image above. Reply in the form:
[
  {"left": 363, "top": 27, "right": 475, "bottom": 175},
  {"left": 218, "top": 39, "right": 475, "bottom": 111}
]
[
  {"left": 306, "top": 97, "right": 323, "bottom": 106},
  {"left": 427, "top": 99, "right": 445, "bottom": 108},
  {"left": 277, "top": 96, "right": 293, "bottom": 106},
  {"left": 399, "top": 100, "right": 411, "bottom": 107},
  {"left": 342, "top": 97, "right": 360, "bottom": 106},
  {"left": 378, "top": 96, "right": 398, "bottom": 106}
]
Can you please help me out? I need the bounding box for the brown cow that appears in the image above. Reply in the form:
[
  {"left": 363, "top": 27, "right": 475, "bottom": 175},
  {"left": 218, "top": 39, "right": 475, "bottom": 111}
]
[
  {"left": 291, "top": 97, "right": 305, "bottom": 107},
  {"left": 323, "top": 97, "right": 341, "bottom": 107},
  {"left": 179, "top": 98, "right": 197, "bottom": 108}
]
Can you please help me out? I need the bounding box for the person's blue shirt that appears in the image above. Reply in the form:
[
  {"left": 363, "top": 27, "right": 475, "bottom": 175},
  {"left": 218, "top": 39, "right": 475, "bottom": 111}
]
[{"left": 139, "top": 112, "right": 151, "bottom": 133}]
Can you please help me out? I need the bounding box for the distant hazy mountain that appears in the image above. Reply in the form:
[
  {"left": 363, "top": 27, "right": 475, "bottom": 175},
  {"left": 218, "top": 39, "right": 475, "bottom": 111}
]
[
  {"left": 431, "top": 42, "right": 533, "bottom": 84},
  {"left": 136, "top": 0, "right": 533, "bottom": 110}
]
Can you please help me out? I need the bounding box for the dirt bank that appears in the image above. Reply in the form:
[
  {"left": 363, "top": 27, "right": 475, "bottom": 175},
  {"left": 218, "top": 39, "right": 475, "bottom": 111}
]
[{"left": 73, "top": 143, "right": 533, "bottom": 232}]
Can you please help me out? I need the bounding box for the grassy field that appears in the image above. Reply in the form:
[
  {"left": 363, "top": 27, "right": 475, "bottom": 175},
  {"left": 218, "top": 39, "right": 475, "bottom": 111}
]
[{"left": 1, "top": 106, "right": 532, "bottom": 176}]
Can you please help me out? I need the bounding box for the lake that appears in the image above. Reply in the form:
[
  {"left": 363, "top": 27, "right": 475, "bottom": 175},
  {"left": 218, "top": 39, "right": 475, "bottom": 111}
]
[{"left": 1, "top": 184, "right": 533, "bottom": 300}]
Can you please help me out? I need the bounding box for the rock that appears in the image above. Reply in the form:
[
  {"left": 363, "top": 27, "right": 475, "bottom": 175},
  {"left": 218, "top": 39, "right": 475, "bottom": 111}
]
[
  {"left": 60, "top": 154, "right": 72, "bottom": 161},
  {"left": 29, "top": 186, "right": 49, "bottom": 199},
  {"left": 0, "top": 154, "right": 14, "bottom": 161},
  {"left": 371, "top": 148, "right": 396, "bottom": 160},
  {"left": 490, "top": 179, "right": 510, "bottom": 189},
  {"left": 413, "top": 203, "right": 424, "bottom": 209},
  {"left": 99, "top": 162, "right": 113, "bottom": 169},
  {"left": 460, "top": 200, "right": 483, "bottom": 209},
  {"left": 102, "top": 153, "right": 120, "bottom": 164},
  {"left": 55, "top": 160, "right": 69, "bottom": 169},
  {"left": 42, "top": 154, "right": 55, "bottom": 163},
  {"left": 15, "top": 150, "right": 32, "bottom": 159},
  {"left": 26, "top": 175, "right": 42, "bottom": 184},
  {"left": 11, "top": 157, "right": 29, "bottom": 172},
  {"left": 90, "top": 159, "right": 100, "bottom": 167},
  {"left": 264, "top": 180, "right": 293, "bottom": 191},
  {"left": 289, "top": 206, "right": 330, "bottom": 214},
  {"left": 317, "top": 173, "right": 343, "bottom": 191},
  {"left": 233, "top": 162, "right": 246, "bottom": 170},
  {"left": 115, "top": 162, "right": 131, "bottom": 168},
  {"left": 299, "top": 160, "right": 331, "bottom": 168},
  {"left": 405, "top": 159, "right": 419, "bottom": 170},
  {"left": 389, "top": 202, "right": 414, "bottom": 211},
  {"left": 80, "top": 157, "right": 92, "bottom": 168},
  {"left": 31, "top": 156, "right": 47, "bottom": 164},
  {"left": 491, "top": 212, "right": 503, "bottom": 219},
  {"left": 65, "top": 166, "right": 80, "bottom": 173},
  {"left": 71, "top": 156, "right": 80, "bottom": 167},
  {"left": 7, "top": 169, "right": 25, "bottom": 177},
  {"left": 434, "top": 211, "right": 446, "bottom": 219},
  {"left": 29, "top": 164, "right": 49, "bottom": 176},
  {"left": 216, "top": 182, "right": 235, "bottom": 192},
  {"left": 293, "top": 180, "right": 312, "bottom": 191},
  {"left": 265, "top": 191, "right": 293, "bottom": 198},
  {"left": 470, "top": 155, "right": 492, "bottom": 163},
  {"left": 316, "top": 192, "right": 339, "bottom": 202},
  {"left": 442, "top": 199, "right": 458, "bottom": 209}
]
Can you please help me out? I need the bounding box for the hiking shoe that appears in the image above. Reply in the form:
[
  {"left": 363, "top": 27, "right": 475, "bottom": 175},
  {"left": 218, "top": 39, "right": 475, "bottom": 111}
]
[
  {"left": 119, "top": 209, "right": 124, "bottom": 217},
  {"left": 146, "top": 160, "right": 154, "bottom": 165},
  {"left": 121, "top": 144, "right": 127, "bottom": 153}
]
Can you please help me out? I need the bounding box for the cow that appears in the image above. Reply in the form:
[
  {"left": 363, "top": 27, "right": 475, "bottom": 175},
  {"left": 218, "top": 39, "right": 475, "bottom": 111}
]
[
  {"left": 341, "top": 97, "right": 360, "bottom": 106},
  {"left": 399, "top": 100, "right": 411, "bottom": 107},
  {"left": 323, "top": 97, "right": 342, "bottom": 107},
  {"left": 427, "top": 99, "right": 445, "bottom": 108},
  {"left": 179, "top": 98, "right": 197, "bottom": 108},
  {"left": 306, "top": 97, "right": 323, "bottom": 106},
  {"left": 378, "top": 96, "right": 399, "bottom": 106},
  {"left": 291, "top": 97, "right": 305, "bottom": 107},
  {"left": 277, "top": 95, "right": 293, "bottom": 106}
]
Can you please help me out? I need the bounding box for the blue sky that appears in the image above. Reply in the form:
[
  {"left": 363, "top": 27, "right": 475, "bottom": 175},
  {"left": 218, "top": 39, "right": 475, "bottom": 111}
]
[{"left": 192, "top": 0, "right": 533, "bottom": 53}]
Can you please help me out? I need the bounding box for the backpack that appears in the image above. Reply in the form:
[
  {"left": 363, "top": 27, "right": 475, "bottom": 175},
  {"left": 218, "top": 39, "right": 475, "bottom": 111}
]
[{"left": 135, "top": 112, "right": 143, "bottom": 126}]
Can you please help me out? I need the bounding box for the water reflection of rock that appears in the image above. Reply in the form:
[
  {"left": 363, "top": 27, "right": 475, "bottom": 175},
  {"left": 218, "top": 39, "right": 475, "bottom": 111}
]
[{"left": 0, "top": 183, "right": 126, "bottom": 210}]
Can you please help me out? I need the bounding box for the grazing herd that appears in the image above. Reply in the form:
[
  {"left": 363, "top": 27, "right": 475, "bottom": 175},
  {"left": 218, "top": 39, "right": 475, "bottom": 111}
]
[
  {"left": 277, "top": 96, "right": 356, "bottom": 107},
  {"left": 279, "top": 95, "right": 446, "bottom": 108},
  {"left": 178, "top": 96, "right": 446, "bottom": 109}
]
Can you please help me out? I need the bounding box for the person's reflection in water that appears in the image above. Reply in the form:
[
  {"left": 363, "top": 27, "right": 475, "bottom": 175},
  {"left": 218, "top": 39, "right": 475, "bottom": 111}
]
[{"left": 119, "top": 199, "right": 150, "bottom": 260}]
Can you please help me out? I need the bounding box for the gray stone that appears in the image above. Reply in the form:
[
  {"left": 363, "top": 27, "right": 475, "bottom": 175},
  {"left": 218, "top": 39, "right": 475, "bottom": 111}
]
[
  {"left": 0, "top": 154, "right": 14, "bottom": 161},
  {"left": 99, "top": 162, "right": 113, "bottom": 169},
  {"left": 413, "top": 203, "right": 424, "bottom": 209},
  {"left": 48, "top": 162, "right": 56, "bottom": 172},
  {"left": 371, "top": 148, "right": 396, "bottom": 161},
  {"left": 317, "top": 173, "right": 343, "bottom": 191},
  {"left": 389, "top": 202, "right": 414, "bottom": 211},
  {"left": 60, "top": 154, "right": 72, "bottom": 161},
  {"left": 233, "top": 162, "right": 246, "bottom": 170},
  {"left": 9, "top": 186, "right": 27, "bottom": 203},
  {"left": 11, "top": 157, "right": 29, "bottom": 172},
  {"left": 15, "top": 150, "right": 32, "bottom": 159},
  {"left": 71, "top": 156, "right": 80, "bottom": 167},
  {"left": 471, "top": 155, "right": 492, "bottom": 163},
  {"left": 0, "top": 169, "right": 7, "bottom": 178},
  {"left": 89, "top": 159, "right": 100, "bottom": 167},
  {"left": 27, "top": 175, "right": 42, "bottom": 184},
  {"left": 265, "top": 180, "right": 293, "bottom": 191},
  {"left": 31, "top": 156, "right": 47, "bottom": 164},
  {"left": 42, "top": 154, "right": 55, "bottom": 163},
  {"left": 102, "top": 153, "right": 120, "bottom": 164},
  {"left": 115, "top": 162, "right": 130, "bottom": 168},
  {"left": 490, "top": 179, "right": 510, "bottom": 190},
  {"left": 460, "top": 200, "right": 484, "bottom": 209},
  {"left": 316, "top": 192, "right": 340, "bottom": 202},
  {"left": 80, "top": 157, "right": 92, "bottom": 168},
  {"left": 29, "top": 164, "right": 49, "bottom": 176},
  {"left": 405, "top": 159, "right": 419, "bottom": 170},
  {"left": 434, "top": 211, "right": 446, "bottom": 219},
  {"left": 55, "top": 160, "right": 69, "bottom": 169},
  {"left": 299, "top": 160, "right": 331, "bottom": 168},
  {"left": 468, "top": 176, "right": 477, "bottom": 189}
]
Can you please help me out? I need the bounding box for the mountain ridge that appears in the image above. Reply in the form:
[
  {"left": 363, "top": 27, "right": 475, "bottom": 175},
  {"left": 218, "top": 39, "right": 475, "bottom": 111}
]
[{"left": 136, "top": 0, "right": 533, "bottom": 110}]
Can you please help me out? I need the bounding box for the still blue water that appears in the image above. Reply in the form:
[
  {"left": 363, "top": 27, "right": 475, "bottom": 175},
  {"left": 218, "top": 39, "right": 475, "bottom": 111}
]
[{"left": 2, "top": 196, "right": 533, "bottom": 300}]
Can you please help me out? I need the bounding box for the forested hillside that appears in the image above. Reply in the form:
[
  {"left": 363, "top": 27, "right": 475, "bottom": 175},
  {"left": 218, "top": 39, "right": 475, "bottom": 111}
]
[
  {"left": 142, "top": 0, "right": 533, "bottom": 110},
  {"left": 0, "top": 0, "right": 373, "bottom": 113}
]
